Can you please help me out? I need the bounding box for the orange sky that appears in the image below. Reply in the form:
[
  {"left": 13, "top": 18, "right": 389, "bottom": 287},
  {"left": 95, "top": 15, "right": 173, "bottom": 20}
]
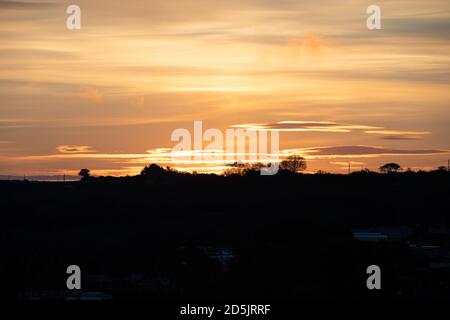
[{"left": 0, "top": 0, "right": 449, "bottom": 177}]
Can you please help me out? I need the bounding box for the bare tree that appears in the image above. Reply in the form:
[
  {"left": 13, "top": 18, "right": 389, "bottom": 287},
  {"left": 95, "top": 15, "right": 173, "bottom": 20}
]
[{"left": 280, "top": 155, "right": 307, "bottom": 173}]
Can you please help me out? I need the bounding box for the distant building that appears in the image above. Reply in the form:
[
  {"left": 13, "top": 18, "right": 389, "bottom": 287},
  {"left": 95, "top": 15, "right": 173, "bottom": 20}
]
[
  {"left": 352, "top": 230, "right": 388, "bottom": 241},
  {"left": 352, "top": 226, "right": 413, "bottom": 242},
  {"left": 65, "top": 291, "right": 113, "bottom": 301},
  {"left": 427, "top": 218, "right": 448, "bottom": 236},
  {"left": 18, "top": 290, "right": 113, "bottom": 300}
]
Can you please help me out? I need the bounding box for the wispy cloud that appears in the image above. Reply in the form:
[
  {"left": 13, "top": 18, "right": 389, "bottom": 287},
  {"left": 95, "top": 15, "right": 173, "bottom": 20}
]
[
  {"left": 365, "top": 130, "right": 431, "bottom": 135},
  {"left": 380, "top": 135, "right": 423, "bottom": 141},
  {"left": 287, "top": 146, "right": 447, "bottom": 159},
  {"left": 56, "top": 145, "right": 96, "bottom": 154},
  {"left": 0, "top": 1, "right": 55, "bottom": 9},
  {"left": 79, "top": 87, "right": 103, "bottom": 103},
  {"left": 233, "top": 121, "right": 380, "bottom": 132},
  {"left": 288, "top": 33, "right": 324, "bottom": 59},
  {"left": 330, "top": 161, "right": 366, "bottom": 170},
  {"left": 366, "top": 129, "right": 431, "bottom": 140}
]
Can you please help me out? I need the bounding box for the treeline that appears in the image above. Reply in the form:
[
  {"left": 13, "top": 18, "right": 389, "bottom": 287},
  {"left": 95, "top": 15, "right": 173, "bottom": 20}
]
[{"left": 77, "top": 157, "right": 449, "bottom": 182}]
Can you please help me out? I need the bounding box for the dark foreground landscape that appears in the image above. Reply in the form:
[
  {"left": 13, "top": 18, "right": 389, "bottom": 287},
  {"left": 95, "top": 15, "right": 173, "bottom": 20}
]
[{"left": 1, "top": 168, "right": 450, "bottom": 300}]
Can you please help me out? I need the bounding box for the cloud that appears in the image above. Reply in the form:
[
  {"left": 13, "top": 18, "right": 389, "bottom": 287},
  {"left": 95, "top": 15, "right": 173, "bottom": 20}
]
[
  {"left": 0, "top": 1, "right": 55, "bottom": 9},
  {"left": 385, "top": 17, "right": 450, "bottom": 40},
  {"left": 79, "top": 87, "right": 103, "bottom": 103},
  {"left": 288, "top": 33, "right": 324, "bottom": 58},
  {"left": 291, "top": 146, "right": 447, "bottom": 159},
  {"left": 380, "top": 135, "right": 423, "bottom": 141},
  {"left": 365, "top": 130, "right": 431, "bottom": 135},
  {"left": 330, "top": 161, "right": 366, "bottom": 170},
  {"left": 366, "top": 130, "right": 431, "bottom": 140},
  {"left": 131, "top": 95, "right": 145, "bottom": 108},
  {"left": 233, "top": 121, "right": 380, "bottom": 132},
  {"left": 301, "top": 33, "right": 322, "bottom": 54},
  {"left": 0, "top": 48, "right": 79, "bottom": 60},
  {"left": 56, "top": 145, "right": 96, "bottom": 153},
  {"left": 330, "top": 161, "right": 366, "bottom": 166}
]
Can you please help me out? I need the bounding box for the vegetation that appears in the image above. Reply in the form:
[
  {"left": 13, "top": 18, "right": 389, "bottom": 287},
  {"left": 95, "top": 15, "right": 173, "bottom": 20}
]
[
  {"left": 78, "top": 168, "right": 90, "bottom": 180},
  {"left": 1, "top": 160, "right": 449, "bottom": 300},
  {"left": 379, "top": 163, "right": 402, "bottom": 173},
  {"left": 280, "top": 155, "right": 307, "bottom": 173}
]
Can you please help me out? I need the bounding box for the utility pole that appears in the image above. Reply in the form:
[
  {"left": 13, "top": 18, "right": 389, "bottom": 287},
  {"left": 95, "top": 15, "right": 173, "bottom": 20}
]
[{"left": 348, "top": 162, "right": 351, "bottom": 175}]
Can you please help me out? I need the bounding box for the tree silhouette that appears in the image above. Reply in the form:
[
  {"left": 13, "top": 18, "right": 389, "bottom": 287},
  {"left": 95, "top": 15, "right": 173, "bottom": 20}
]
[
  {"left": 141, "top": 164, "right": 166, "bottom": 177},
  {"left": 78, "top": 168, "right": 90, "bottom": 180},
  {"left": 379, "top": 163, "right": 401, "bottom": 173},
  {"left": 250, "top": 162, "right": 265, "bottom": 171},
  {"left": 223, "top": 162, "right": 248, "bottom": 176},
  {"left": 280, "top": 155, "right": 307, "bottom": 173}
]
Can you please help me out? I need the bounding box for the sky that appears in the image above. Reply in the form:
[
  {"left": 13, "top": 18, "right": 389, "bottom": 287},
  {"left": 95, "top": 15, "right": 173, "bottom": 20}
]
[{"left": 0, "top": 0, "right": 449, "bottom": 177}]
